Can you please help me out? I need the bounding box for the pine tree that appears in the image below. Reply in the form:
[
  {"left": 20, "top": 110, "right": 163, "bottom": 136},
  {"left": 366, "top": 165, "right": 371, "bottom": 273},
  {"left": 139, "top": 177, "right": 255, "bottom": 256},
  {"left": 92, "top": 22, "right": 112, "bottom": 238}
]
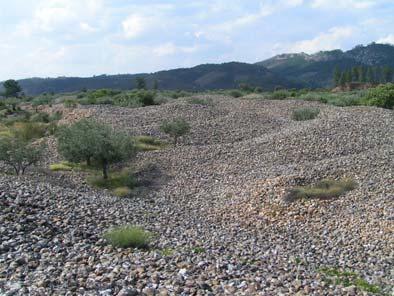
[
  {"left": 382, "top": 66, "right": 393, "bottom": 82},
  {"left": 339, "top": 72, "right": 346, "bottom": 86},
  {"left": 358, "top": 66, "right": 366, "bottom": 83},
  {"left": 345, "top": 70, "right": 352, "bottom": 83}
]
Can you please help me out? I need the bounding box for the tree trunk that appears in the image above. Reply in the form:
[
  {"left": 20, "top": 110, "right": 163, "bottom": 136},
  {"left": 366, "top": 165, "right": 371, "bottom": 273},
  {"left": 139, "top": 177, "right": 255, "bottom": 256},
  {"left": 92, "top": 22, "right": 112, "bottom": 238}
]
[
  {"left": 102, "top": 161, "right": 109, "bottom": 179},
  {"left": 86, "top": 157, "right": 91, "bottom": 166}
]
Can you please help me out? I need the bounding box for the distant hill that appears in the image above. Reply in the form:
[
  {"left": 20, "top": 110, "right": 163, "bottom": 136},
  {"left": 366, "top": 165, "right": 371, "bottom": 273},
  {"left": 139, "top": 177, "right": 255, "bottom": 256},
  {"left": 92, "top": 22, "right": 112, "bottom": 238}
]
[
  {"left": 257, "top": 43, "right": 394, "bottom": 88},
  {"left": 1, "top": 43, "right": 393, "bottom": 95}
]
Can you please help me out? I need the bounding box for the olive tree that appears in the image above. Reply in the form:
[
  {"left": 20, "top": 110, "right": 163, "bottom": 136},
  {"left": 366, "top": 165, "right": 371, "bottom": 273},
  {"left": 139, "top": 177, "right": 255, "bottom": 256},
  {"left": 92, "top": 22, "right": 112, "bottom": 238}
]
[
  {"left": 0, "top": 137, "right": 44, "bottom": 175},
  {"left": 56, "top": 119, "right": 136, "bottom": 179},
  {"left": 160, "top": 118, "right": 190, "bottom": 145}
]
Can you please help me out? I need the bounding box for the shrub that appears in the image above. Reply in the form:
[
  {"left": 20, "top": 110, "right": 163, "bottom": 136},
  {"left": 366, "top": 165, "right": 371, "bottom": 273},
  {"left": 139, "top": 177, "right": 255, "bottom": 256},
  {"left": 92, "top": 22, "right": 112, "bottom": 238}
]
[
  {"left": 50, "top": 162, "right": 73, "bottom": 171},
  {"left": 88, "top": 170, "right": 136, "bottom": 190},
  {"left": 291, "top": 107, "right": 320, "bottom": 121},
  {"left": 284, "top": 178, "right": 357, "bottom": 202},
  {"left": 229, "top": 90, "right": 243, "bottom": 98},
  {"left": 63, "top": 98, "right": 78, "bottom": 108},
  {"left": 30, "top": 112, "right": 50, "bottom": 123},
  {"left": 269, "top": 90, "right": 291, "bottom": 100},
  {"left": 56, "top": 119, "right": 136, "bottom": 179},
  {"left": 104, "top": 225, "right": 152, "bottom": 249},
  {"left": 134, "top": 135, "right": 167, "bottom": 151},
  {"left": 11, "top": 122, "right": 47, "bottom": 141},
  {"left": 160, "top": 118, "right": 190, "bottom": 145},
  {"left": 113, "top": 186, "right": 132, "bottom": 197},
  {"left": 49, "top": 111, "right": 62, "bottom": 122},
  {"left": 187, "top": 97, "right": 213, "bottom": 106},
  {"left": 363, "top": 83, "right": 394, "bottom": 109},
  {"left": 0, "top": 137, "right": 44, "bottom": 175}
]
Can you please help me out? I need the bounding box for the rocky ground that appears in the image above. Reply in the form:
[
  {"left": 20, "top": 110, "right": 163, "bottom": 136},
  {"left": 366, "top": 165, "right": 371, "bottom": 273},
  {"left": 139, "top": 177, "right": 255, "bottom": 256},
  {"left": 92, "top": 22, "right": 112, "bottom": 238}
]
[{"left": 0, "top": 95, "right": 393, "bottom": 295}]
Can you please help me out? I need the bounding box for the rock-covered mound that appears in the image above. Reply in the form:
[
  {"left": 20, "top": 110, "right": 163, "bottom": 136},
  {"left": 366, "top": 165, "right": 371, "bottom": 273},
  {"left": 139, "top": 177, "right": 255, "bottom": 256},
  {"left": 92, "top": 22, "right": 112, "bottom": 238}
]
[{"left": 1, "top": 96, "right": 393, "bottom": 295}]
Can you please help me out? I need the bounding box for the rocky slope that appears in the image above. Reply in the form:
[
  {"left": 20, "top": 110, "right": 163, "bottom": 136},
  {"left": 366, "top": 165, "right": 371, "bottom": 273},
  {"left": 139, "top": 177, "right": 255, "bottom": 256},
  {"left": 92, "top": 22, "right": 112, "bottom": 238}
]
[{"left": 0, "top": 96, "right": 393, "bottom": 295}]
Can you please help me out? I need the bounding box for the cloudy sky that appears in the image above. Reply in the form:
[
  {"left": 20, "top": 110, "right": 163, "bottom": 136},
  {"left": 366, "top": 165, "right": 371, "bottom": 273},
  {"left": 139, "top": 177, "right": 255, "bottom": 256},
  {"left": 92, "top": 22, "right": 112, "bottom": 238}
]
[{"left": 0, "top": 0, "right": 393, "bottom": 80}]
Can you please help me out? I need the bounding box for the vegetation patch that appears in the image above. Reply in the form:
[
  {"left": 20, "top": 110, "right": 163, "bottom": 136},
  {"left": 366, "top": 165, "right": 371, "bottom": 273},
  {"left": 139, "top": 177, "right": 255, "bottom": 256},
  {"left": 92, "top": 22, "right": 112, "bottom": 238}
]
[
  {"left": 187, "top": 97, "right": 213, "bottom": 106},
  {"left": 363, "top": 83, "right": 394, "bottom": 109},
  {"left": 320, "top": 267, "right": 381, "bottom": 294},
  {"left": 160, "top": 118, "right": 191, "bottom": 145},
  {"left": 134, "top": 135, "right": 167, "bottom": 151},
  {"left": 113, "top": 186, "right": 132, "bottom": 197},
  {"left": 285, "top": 178, "right": 357, "bottom": 202},
  {"left": 50, "top": 162, "right": 73, "bottom": 171},
  {"left": 104, "top": 225, "right": 152, "bottom": 249},
  {"left": 88, "top": 170, "right": 136, "bottom": 190},
  {"left": 291, "top": 107, "right": 320, "bottom": 121}
]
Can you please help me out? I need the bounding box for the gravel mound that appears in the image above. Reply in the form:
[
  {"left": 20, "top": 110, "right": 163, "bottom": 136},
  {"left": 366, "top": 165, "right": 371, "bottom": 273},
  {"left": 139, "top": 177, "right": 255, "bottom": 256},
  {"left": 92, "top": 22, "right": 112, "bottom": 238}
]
[{"left": 1, "top": 96, "right": 393, "bottom": 295}]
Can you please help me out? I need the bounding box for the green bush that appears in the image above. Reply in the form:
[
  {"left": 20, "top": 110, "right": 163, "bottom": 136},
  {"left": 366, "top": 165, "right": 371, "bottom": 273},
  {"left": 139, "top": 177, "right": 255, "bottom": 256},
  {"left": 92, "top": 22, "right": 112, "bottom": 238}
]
[
  {"left": 134, "top": 135, "right": 167, "bottom": 151},
  {"left": 291, "top": 107, "right": 320, "bottom": 121},
  {"left": 88, "top": 170, "right": 136, "bottom": 190},
  {"left": 363, "top": 83, "right": 394, "bottom": 109},
  {"left": 229, "top": 90, "right": 243, "bottom": 98},
  {"left": 160, "top": 118, "right": 190, "bottom": 145},
  {"left": 104, "top": 225, "right": 152, "bottom": 249},
  {"left": 285, "top": 178, "right": 357, "bottom": 202},
  {"left": 30, "top": 112, "right": 50, "bottom": 123},
  {"left": 269, "top": 90, "right": 291, "bottom": 100},
  {"left": 187, "top": 97, "right": 213, "bottom": 106},
  {"left": 11, "top": 122, "right": 47, "bottom": 140},
  {"left": 50, "top": 162, "right": 73, "bottom": 171},
  {"left": 113, "top": 186, "right": 132, "bottom": 197},
  {"left": 63, "top": 98, "right": 78, "bottom": 108},
  {"left": 0, "top": 137, "right": 44, "bottom": 175}
]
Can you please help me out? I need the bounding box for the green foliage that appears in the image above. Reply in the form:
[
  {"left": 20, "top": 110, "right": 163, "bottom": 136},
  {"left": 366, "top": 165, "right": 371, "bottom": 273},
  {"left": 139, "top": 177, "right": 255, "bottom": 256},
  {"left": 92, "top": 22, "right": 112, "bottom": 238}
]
[
  {"left": 50, "top": 162, "right": 73, "bottom": 171},
  {"left": 229, "top": 90, "right": 243, "bottom": 98},
  {"left": 56, "top": 119, "right": 136, "bottom": 179},
  {"left": 363, "top": 83, "right": 394, "bottom": 109},
  {"left": 112, "top": 90, "right": 156, "bottom": 107},
  {"left": 135, "top": 76, "right": 147, "bottom": 90},
  {"left": 113, "top": 186, "right": 132, "bottom": 197},
  {"left": 104, "top": 225, "right": 152, "bottom": 249},
  {"left": 268, "top": 90, "right": 293, "bottom": 99},
  {"left": 285, "top": 178, "right": 357, "bottom": 202},
  {"left": 160, "top": 118, "right": 191, "bottom": 145},
  {"left": 291, "top": 107, "right": 320, "bottom": 121},
  {"left": 134, "top": 136, "right": 167, "bottom": 151},
  {"left": 0, "top": 137, "right": 44, "bottom": 175},
  {"left": 63, "top": 98, "right": 78, "bottom": 108},
  {"left": 320, "top": 268, "right": 381, "bottom": 294},
  {"left": 88, "top": 170, "right": 136, "bottom": 189},
  {"left": 11, "top": 122, "right": 47, "bottom": 141},
  {"left": 187, "top": 97, "right": 213, "bottom": 106},
  {"left": 30, "top": 112, "right": 50, "bottom": 123},
  {"left": 3, "top": 79, "right": 22, "bottom": 97},
  {"left": 32, "top": 96, "right": 52, "bottom": 110}
]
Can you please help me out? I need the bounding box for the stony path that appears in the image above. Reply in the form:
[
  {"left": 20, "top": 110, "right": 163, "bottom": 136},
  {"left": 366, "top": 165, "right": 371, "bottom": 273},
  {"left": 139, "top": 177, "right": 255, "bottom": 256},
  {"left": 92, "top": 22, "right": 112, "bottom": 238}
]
[{"left": 1, "top": 96, "right": 393, "bottom": 295}]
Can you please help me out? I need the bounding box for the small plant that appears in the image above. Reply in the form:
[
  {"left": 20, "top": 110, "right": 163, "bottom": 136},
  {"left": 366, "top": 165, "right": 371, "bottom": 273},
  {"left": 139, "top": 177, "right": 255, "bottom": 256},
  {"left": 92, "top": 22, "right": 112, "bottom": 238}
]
[
  {"left": 113, "top": 186, "right": 132, "bottom": 197},
  {"left": 88, "top": 170, "right": 136, "bottom": 190},
  {"left": 291, "top": 107, "right": 320, "bottom": 121},
  {"left": 63, "top": 98, "right": 78, "bottom": 108},
  {"left": 229, "top": 90, "right": 243, "bottom": 98},
  {"left": 134, "top": 135, "right": 167, "bottom": 151},
  {"left": 49, "top": 162, "right": 73, "bottom": 171},
  {"left": 30, "top": 112, "right": 50, "bottom": 123},
  {"left": 160, "top": 247, "right": 174, "bottom": 256},
  {"left": 160, "top": 118, "right": 190, "bottom": 145},
  {"left": 104, "top": 225, "right": 152, "bottom": 249},
  {"left": 285, "top": 178, "right": 357, "bottom": 202},
  {"left": 187, "top": 97, "right": 213, "bottom": 106},
  {"left": 320, "top": 268, "right": 381, "bottom": 294},
  {"left": 192, "top": 247, "right": 206, "bottom": 254}
]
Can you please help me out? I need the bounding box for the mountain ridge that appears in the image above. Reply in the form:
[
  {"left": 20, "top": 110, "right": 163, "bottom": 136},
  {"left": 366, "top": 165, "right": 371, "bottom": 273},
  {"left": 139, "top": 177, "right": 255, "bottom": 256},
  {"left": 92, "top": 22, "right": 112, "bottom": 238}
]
[{"left": 2, "top": 43, "right": 394, "bottom": 95}]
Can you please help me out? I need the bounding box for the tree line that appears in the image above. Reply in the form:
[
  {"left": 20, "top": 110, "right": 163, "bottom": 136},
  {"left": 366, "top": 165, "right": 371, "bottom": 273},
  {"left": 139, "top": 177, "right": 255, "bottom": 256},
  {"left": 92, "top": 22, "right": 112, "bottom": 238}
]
[{"left": 333, "top": 65, "right": 393, "bottom": 86}]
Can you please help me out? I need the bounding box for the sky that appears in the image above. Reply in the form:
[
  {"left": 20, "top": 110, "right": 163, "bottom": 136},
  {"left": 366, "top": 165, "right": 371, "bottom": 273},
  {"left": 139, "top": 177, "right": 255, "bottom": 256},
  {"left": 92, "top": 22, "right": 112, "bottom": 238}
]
[{"left": 0, "top": 0, "right": 393, "bottom": 80}]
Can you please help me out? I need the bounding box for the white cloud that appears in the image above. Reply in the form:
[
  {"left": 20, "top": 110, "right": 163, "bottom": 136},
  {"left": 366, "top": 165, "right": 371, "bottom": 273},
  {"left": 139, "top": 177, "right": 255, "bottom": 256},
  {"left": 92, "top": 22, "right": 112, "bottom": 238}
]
[
  {"left": 153, "top": 42, "right": 199, "bottom": 56},
  {"left": 311, "top": 0, "right": 376, "bottom": 9},
  {"left": 377, "top": 34, "right": 394, "bottom": 45},
  {"left": 289, "top": 26, "right": 355, "bottom": 53},
  {"left": 122, "top": 14, "right": 155, "bottom": 39}
]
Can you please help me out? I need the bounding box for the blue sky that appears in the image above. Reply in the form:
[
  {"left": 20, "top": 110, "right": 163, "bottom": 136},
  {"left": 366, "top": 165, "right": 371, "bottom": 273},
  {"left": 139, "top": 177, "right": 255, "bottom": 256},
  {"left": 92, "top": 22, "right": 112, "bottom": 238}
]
[{"left": 0, "top": 0, "right": 393, "bottom": 80}]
